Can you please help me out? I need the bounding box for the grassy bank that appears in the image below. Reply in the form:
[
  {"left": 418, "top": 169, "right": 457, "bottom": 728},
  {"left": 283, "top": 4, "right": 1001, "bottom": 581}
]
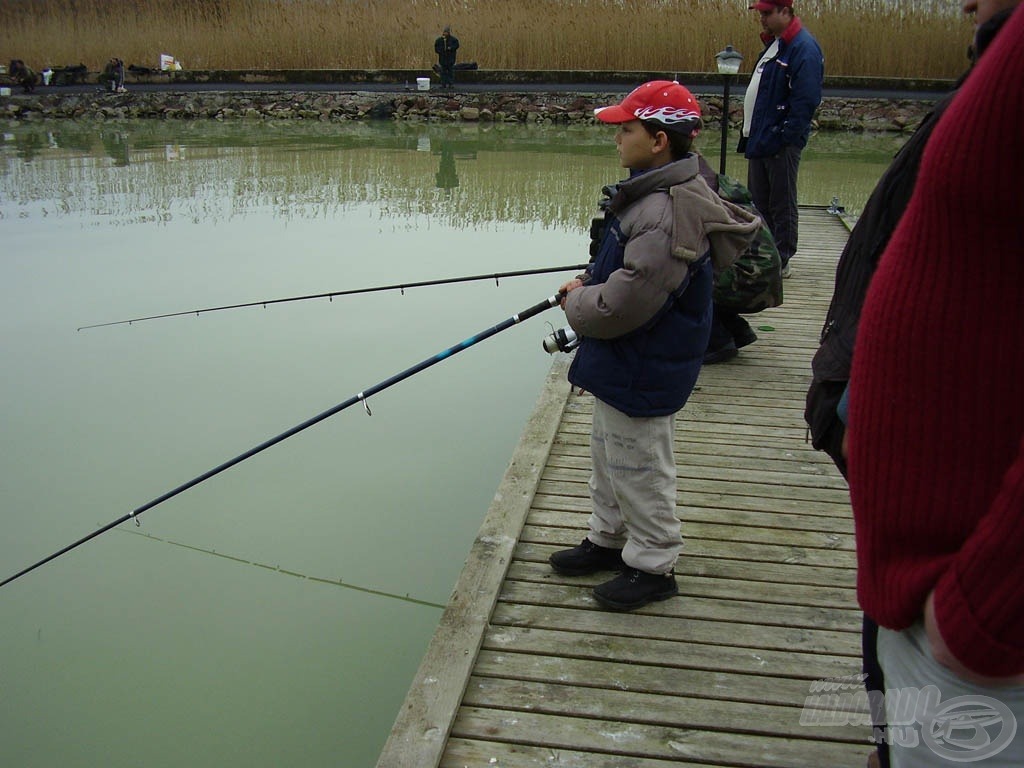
[{"left": 3, "top": 0, "right": 971, "bottom": 80}]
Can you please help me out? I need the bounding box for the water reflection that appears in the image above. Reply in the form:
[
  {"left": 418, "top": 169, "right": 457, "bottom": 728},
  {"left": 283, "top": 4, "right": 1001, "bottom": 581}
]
[
  {"left": 434, "top": 140, "right": 460, "bottom": 189},
  {"left": 99, "top": 128, "right": 130, "bottom": 167},
  {"left": 2, "top": 121, "right": 621, "bottom": 229},
  {"left": 2, "top": 121, "right": 908, "bottom": 229}
]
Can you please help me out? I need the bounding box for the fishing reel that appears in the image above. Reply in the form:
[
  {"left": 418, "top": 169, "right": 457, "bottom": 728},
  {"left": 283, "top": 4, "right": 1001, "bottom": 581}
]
[{"left": 542, "top": 326, "right": 580, "bottom": 354}]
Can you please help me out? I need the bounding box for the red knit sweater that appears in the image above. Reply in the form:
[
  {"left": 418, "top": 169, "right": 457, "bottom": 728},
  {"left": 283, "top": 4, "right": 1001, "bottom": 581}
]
[{"left": 848, "top": 7, "right": 1024, "bottom": 678}]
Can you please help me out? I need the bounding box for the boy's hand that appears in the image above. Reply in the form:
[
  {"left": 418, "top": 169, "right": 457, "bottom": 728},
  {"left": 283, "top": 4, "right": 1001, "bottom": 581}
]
[{"left": 559, "top": 278, "right": 584, "bottom": 309}]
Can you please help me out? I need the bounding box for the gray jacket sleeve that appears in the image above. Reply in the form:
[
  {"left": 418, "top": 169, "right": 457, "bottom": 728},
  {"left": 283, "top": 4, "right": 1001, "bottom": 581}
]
[{"left": 564, "top": 193, "right": 690, "bottom": 340}]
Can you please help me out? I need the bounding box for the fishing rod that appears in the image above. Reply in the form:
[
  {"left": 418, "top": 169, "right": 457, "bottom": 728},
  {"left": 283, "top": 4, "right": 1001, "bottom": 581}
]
[
  {"left": 117, "top": 529, "right": 445, "bottom": 609},
  {"left": 77, "top": 263, "right": 588, "bottom": 331},
  {"left": 2, "top": 291, "right": 565, "bottom": 590}
]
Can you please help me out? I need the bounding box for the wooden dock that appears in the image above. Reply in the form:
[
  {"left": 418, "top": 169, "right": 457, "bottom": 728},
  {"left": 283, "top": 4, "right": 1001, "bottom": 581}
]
[{"left": 377, "top": 207, "right": 872, "bottom": 768}]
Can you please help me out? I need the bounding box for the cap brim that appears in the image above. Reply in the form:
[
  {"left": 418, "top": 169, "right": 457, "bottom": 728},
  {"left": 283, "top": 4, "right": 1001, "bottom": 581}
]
[
  {"left": 594, "top": 104, "right": 635, "bottom": 124},
  {"left": 749, "top": 2, "right": 776, "bottom": 9}
]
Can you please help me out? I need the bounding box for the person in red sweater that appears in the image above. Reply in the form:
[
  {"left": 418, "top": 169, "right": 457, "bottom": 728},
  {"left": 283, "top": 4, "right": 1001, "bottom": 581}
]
[{"left": 847, "top": 3, "right": 1024, "bottom": 764}]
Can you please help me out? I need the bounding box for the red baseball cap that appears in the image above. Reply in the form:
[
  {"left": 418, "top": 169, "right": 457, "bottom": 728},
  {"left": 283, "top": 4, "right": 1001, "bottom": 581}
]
[
  {"left": 750, "top": 0, "right": 792, "bottom": 10},
  {"left": 594, "top": 80, "right": 702, "bottom": 136}
]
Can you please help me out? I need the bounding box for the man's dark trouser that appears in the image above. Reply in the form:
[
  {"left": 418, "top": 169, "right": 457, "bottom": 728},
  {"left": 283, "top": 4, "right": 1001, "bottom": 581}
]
[
  {"left": 440, "top": 64, "right": 455, "bottom": 87},
  {"left": 747, "top": 144, "right": 802, "bottom": 267},
  {"left": 862, "top": 615, "right": 890, "bottom": 768}
]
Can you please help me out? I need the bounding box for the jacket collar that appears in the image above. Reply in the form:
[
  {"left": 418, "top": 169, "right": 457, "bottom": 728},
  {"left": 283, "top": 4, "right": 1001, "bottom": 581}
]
[
  {"left": 780, "top": 16, "right": 803, "bottom": 45},
  {"left": 607, "top": 154, "right": 701, "bottom": 213}
]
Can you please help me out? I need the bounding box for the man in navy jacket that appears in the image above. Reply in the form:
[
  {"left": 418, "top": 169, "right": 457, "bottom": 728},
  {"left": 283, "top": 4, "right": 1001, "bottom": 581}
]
[
  {"left": 434, "top": 26, "right": 460, "bottom": 90},
  {"left": 738, "top": 0, "right": 823, "bottom": 277}
]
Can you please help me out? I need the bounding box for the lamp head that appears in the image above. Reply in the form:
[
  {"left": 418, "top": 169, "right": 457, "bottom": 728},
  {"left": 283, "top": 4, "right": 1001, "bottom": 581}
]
[{"left": 715, "top": 45, "right": 744, "bottom": 76}]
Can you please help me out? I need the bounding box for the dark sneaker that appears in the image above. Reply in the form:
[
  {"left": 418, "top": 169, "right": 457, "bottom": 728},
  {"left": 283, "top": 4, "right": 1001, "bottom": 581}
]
[
  {"left": 593, "top": 567, "right": 678, "bottom": 611},
  {"left": 732, "top": 324, "right": 758, "bottom": 350},
  {"left": 721, "top": 313, "right": 757, "bottom": 350},
  {"left": 549, "top": 538, "right": 624, "bottom": 576},
  {"left": 703, "top": 339, "right": 738, "bottom": 364}
]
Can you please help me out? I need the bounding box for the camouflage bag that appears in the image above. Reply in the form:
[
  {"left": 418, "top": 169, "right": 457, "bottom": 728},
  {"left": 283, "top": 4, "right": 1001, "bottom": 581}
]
[{"left": 713, "top": 174, "right": 783, "bottom": 313}]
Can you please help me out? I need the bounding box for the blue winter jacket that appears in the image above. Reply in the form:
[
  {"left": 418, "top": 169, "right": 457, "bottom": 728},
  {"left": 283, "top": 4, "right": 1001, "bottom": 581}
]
[
  {"left": 568, "top": 229, "right": 712, "bottom": 418},
  {"left": 742, "top": 22, "right": 824, "bottom": 159},
  {"left": 566, "top": 160, "right": 713, "bottom": 417}
]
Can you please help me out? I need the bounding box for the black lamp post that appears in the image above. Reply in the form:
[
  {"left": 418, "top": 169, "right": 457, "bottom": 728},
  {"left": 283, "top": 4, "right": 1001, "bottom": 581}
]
[{"left": 715, "top": 45, "right": 743, "bottom": 176}]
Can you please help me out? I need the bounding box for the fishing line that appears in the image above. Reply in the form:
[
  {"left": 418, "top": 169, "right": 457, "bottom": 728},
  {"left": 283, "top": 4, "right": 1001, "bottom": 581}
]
[
  {"left": 2, "top": 292, "right": 565, "bottom": 589},
  {"left": 116, "top": 529, "right": 445, "bottom": 609},
  {"left": 77, "top": 264, "right": 587, "bottom": 331}
]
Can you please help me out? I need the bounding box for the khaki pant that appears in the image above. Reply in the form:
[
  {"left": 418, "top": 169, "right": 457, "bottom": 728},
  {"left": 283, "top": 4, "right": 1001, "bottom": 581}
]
[
  {"left": 586, "top": 398, "right": 681, "bottom": 575},
  {"left": 877, "top": 621, "right": 1024, "bottom": 766}
]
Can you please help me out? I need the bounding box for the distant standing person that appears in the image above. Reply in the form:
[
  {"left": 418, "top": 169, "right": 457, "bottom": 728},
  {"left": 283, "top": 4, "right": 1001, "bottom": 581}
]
[
  {"left": 738, "top": 0, "right": 823, "bottom": 278},
  {"left": 434, "top": 25, "right": 459, "bottom": 90}
]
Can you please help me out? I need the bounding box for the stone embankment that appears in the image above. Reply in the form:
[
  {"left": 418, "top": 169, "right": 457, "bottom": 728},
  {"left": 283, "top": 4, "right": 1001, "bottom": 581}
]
[{"left": 1, "top": 89, "right": 936, "bottom": 133}]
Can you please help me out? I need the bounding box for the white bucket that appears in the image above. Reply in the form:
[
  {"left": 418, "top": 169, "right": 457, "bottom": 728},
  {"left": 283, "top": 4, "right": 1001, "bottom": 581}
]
[
  {"left": 416, "top": 77, "right": 430, "bottom": 92},
  {"left": 0, "top": 87, "right": 10, "bottom": 97}
]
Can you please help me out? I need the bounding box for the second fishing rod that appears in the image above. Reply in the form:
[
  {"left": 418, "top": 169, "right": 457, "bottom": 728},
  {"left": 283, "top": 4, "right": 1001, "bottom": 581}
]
[
  {"left": 1, "top": 291, "right": 568, "bottom": 590},
  {"left": 77, "top": 264, "right": 588, "bottom": 331}
]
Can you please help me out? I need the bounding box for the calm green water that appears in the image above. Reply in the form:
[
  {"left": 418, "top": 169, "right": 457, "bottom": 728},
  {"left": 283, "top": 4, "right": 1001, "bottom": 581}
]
[{"left": 0, "top": 119, "right": 902, "bottom": 768}]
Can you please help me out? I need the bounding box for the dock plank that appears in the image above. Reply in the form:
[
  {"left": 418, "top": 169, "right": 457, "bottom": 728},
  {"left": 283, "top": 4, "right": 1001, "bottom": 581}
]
[
  {"left": 448, "top": 708, "right": 867, "bottom": 768},
  {"left": 462, "top": 677, "right": 867, "bottom": 743},
  {"left": 478, "top": 624, "right": 854, "bottom": 680},
  {"left": 377, "top": 208, "right": 871, "bottom": 767}
]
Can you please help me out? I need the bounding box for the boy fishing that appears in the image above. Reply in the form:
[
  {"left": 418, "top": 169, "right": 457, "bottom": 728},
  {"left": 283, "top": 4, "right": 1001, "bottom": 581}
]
[{"left": 551, "top": 81, "right": 761, "bottom": 610}]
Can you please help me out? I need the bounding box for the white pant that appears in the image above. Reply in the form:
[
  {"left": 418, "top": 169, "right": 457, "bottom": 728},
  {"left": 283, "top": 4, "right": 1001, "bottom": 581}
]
[
  {"left": 877, "top": 621, "right": 1024, "bottom": 766},
  {"left": 586, "top": 398, "right": 681, "bottom": 574}
]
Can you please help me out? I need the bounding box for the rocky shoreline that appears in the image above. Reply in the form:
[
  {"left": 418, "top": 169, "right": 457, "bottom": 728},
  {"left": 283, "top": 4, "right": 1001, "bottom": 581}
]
[{"left": 1, "top": 89, "right": 937, "bottom": 133}]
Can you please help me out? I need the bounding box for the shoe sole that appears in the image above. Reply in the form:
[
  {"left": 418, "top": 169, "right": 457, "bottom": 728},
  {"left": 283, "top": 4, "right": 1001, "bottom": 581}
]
[
  {"left": 549, "top": 559, "right": 624, "bottom": 577},
  {"left": 593, "top": 585, "right": 678, "bottom": 611},
  {"left": 703, "top": 346, "right": 739, "bottom": 365},
  {"left": 734, "top": 332, "right": 758, "bottom": 350}
]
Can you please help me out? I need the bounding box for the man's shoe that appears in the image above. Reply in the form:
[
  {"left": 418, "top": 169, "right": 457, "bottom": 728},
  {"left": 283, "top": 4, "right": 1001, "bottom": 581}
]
[
  {"left": 734, "top": 326, "right": 757, "bottom": 348},
  {"left": 593, "top": 567, "right": 678, "bottom": 611},
  {"left": 549, "top": 538, "right": 624, "bottom": 576},
  {"left": 703, "top": 339, "right": 738, "bottom": 364},
  {"left": 727, "top": 319, "right": 758, "bottom": 349}
]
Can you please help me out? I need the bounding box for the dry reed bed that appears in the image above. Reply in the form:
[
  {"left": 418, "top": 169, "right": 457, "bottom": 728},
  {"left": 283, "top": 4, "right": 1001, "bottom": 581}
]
[{"left": 3, "top": 0, "right": 970, "bottom": 79}]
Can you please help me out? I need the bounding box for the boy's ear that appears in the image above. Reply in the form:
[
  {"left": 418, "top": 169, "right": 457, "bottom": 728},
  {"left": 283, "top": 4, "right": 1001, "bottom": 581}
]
[{"left": 651, "top": 130, "right": 670, "bottom": 155}]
